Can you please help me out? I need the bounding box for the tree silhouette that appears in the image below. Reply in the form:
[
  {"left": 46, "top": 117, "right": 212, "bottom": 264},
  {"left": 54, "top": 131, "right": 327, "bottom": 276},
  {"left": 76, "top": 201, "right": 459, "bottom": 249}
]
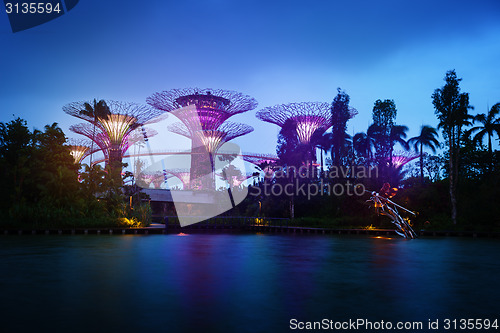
[
  {"left": 372, "top": 99, "right": 397, "bottom": 163},
  {"left": 353, "top": 132, "right": 374, "bottom": 162},
  {"left": 467, "top": 103, "right": 500, "bottom": 172},
  {"left": 408, "top": 125, "right": 440, "bottom": 183},
  {"left": 388, "top": 124, "right": 409, "bottom": 166},
  {"left": 78, "top": 99, "right": 111, "bottom": 166},
  {"left": 330, "top": 88, "right": 352, "bottom": 167},
  {"left": 432, "top": 70, "right": 474, "bottom": 224},
  {"left": 311, "top": 130, "right": 331, "bottom": 175}
]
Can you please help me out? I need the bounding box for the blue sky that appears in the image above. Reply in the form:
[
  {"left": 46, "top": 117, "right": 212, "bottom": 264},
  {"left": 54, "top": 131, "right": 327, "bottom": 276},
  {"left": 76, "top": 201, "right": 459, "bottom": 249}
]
[{"left": 1, "top": 0, "right": 500, "bottom": 158}]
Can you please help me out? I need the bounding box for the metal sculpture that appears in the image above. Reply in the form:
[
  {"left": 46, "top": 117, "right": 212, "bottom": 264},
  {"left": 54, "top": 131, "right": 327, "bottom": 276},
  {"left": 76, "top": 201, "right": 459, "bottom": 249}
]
[{"left": 365, "top": 184, "right": 418, "bottom": 239}]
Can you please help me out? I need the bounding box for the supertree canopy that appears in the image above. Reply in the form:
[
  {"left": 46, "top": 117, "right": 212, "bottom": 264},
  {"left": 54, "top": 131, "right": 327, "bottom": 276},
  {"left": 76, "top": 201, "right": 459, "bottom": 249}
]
[
  {"left": 163, "top": 168, "right": 191, "bottom": 189},
  {"left": 392, "top": 150, "right": 419, "bottom": 168},
  {"left": 146, "top": 88, "right": 257, "bottom": 132},
  {"left": 256, "top": 102, "right": 357, "bottom": 144},
  {"left": 66, "top": 138, "right": 93, "bottom": 164},
  {"left": 64, "top": 100, "right": 163, "bottom": 173},
  {"left": 147, "top": 88, "right": 256, "bottom": 190},
  {"left": 168, "top": 121, "right": 253, "bottom": 189},
  {"left": 168, "top": 121, "right": 254, "bottom": 155},
  {"left": 69, "top": 123, "right": 157, "bottom": 166}
]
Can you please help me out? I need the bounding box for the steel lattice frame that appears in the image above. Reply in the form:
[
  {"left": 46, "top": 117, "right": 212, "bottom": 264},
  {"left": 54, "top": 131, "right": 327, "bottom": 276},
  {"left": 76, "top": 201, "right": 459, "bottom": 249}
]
[
  {"left": 146, "top": 88, "right": 257, "bottom": 132},
  {"left": 64, "top": 100, "right": 164, "bottom": 167},
  {"left": 69, "top": 122, "right": 157, "bottom": 165},
  {"left": 163, "top": 168, "right": 191, "bottom": 189},
  {"left": 168, "top": 121, "right": 254, "bottom": 154},
  {"left": 256, "top": 102, "right": 357, "bottom": 144},
  {"left": 392, "top": 150, "right": 419, "bottom": 168},
  {"left": 66, "top": 138, "right": 93, "bottom": 164}
]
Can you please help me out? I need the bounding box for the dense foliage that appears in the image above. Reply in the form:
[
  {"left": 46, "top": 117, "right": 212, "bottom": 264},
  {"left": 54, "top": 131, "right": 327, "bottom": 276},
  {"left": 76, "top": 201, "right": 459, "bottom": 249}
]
[
  {"left": 249, "top": 72, "right": 500, "bottom": 231},
  {"left": 0, "top": 118, "right": 150, "bottom": 228}
]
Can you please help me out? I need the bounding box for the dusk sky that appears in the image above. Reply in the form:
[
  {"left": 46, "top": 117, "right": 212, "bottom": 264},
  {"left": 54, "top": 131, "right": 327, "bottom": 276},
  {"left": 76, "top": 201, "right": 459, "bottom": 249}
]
[{"left": 1, "top": 0, "right": 500, "bottom": 158}]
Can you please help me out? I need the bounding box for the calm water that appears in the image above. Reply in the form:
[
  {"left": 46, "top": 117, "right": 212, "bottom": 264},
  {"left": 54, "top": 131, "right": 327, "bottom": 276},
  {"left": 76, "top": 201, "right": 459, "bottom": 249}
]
[{"left": 1, "top": 233, "right": 499, "bottom": 333}]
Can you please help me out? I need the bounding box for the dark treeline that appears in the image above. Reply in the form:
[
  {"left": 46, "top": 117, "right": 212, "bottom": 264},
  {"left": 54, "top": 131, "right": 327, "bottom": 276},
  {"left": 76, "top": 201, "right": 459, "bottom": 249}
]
[
  {"left": 244, "top": 70, "right": 500, "bottom": 231},
  {"left": 0, "top": 118, "right": 151, "bottom": 228}
]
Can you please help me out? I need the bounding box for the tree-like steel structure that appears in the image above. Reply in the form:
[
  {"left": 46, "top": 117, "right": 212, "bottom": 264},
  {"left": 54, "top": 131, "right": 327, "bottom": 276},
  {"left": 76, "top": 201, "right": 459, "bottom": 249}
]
[
  {"left": 391, "top": 150, "right": 419, "bottom": 168},
  {"left": 163, "top": 168, "right": 191, "bottom": 190},
  {"left": 147, "top": 88, "right": 257, "bottom": 131},
  {"left": 168, "top": 121, "right": 253, "bottom": 189},
  {"left": 64, "top": 100, "right": 163, "bottom": 178},
  {"left": 147, "top": 88, "right": 257, "bottom": 189},
  {"left": 66, "top": 138, "right": 94, "bottom": 164},
  {"left": 169, "top": 121, "right": 253, "bottom": 155},
  {"left": 256, "top": 102, "right": 357, "bottom": 144}
]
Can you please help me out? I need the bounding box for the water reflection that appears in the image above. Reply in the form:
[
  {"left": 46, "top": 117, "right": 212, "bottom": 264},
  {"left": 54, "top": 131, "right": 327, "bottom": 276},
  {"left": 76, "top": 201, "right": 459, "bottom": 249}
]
[{"left": 0, "top": 234, "right": 499, "bottom": 333}]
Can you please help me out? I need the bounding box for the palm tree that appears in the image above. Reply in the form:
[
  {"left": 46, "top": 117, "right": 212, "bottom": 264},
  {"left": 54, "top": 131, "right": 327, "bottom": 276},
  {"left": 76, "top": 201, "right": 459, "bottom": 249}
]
[
  {"left": 354, "top": 126, "right": 379, "bottom": 164},
  {"left": 408, "top": 125, "right": 440, "bottom": 183},
  {"left": 353, "top": 132, "right": 372, "bottom": 161},
  {"left": 467, "top": 103, "right": 500, "bottom": 171},
  {"left": 388, "top": 125, "right": 409, "bottom": 166},
  {"left": 311, "top": 131, "right": 332, "bottom": 175},
  {"left": 78, "top": 99, "right": 111, "bottom": 166}
]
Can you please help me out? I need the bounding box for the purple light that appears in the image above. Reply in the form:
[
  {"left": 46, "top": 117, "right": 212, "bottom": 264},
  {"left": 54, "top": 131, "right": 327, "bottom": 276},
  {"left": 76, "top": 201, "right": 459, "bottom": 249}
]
[
  {"left": 392, "top": 151, "right": 419, "bottom": 167},
  {"left": 256, "top": 102, "right": 341, "bottom": 144}
]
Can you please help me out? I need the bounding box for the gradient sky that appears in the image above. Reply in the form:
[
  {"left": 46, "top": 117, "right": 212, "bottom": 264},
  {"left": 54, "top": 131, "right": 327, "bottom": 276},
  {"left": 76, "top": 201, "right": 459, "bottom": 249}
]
[{"left": 1, "top": 0, "right": 500, "bottom": 159}]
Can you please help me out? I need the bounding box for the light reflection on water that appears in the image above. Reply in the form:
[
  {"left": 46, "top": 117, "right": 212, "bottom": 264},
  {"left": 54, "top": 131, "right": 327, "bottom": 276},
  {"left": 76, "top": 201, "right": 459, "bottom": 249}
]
[{"left": 0, "top": 234, "right": 499, "bottom": 333}]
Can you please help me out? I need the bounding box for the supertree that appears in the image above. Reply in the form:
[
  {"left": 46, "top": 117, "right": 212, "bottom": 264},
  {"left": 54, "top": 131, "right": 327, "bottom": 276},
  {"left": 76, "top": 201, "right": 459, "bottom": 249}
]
[
  {"left": 391, "top": 150, "right": 419, "bottom": 168},
  {"left": 164, "top": 168, "right": 191, "bottom": 189},
  {"left": 147, "top": 88, "right": 257, "bottom": 189},
  {"left": 147, "top": 88, "right": 257, "bottom": 131},
  {"left": 168, "top": 121, "right": 254, "bottom": 189},
  {"left": 64, "top": 100, "right": 163, "bottom": 179},
  {"left": 66, "top": 138, "right": 93, "bottom": 164},
  {"left": 256, "top": 102, "right": 334, "bottom": 144},
  {"left": 169, "top": 121, "right": 253, "bottom": 157},
  {"left": 257, "top": 102, "right": 326, "bottom": 170}
]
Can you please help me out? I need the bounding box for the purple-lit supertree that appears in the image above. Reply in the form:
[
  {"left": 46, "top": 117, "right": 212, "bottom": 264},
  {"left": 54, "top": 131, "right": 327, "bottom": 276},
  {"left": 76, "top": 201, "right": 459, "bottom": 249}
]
[
  {"left": 256, "top": 102, "right": 357, "bottom": 144},
  {"left": 256, "top": 102, "right": 344, "bottom": 170},
  {"left": 147, "top": 88, "right": 257, "bottom": 189},
  {"left": 169, "top": 121, "right": 253, "bottom": 157},
  {"left": 391, "top": 150, "right": 419, "bottom": 168},
  {"left": 168, "top": 121, "right": 254, "bottom": 189},
  {"left": 164, "top": 168, "right": 191, "bottom": 189},
  {"left": 64, "top": 100, "right": 163, "bottom": 179}
]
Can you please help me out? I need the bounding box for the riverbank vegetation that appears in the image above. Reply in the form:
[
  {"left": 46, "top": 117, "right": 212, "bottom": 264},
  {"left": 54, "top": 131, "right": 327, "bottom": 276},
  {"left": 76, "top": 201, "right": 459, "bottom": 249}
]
[{"left": 0, "top": 118, "right": 151, "bottom": 228}]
